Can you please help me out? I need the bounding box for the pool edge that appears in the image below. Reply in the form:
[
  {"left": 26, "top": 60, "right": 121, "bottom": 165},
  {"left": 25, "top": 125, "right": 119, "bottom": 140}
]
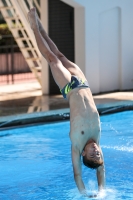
[{"left": 0, "top": 105, "right": 133, "bottom": 129}]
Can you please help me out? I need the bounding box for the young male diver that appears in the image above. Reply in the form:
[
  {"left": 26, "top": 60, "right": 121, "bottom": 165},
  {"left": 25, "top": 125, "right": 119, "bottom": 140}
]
[{"left": 28, "top": 8, "right": 105, "bottom": 198}]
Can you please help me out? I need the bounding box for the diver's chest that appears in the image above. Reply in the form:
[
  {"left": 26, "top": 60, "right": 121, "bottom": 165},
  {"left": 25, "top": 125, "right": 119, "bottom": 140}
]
[{"left": 70, "top": 126, "right": 96, "bottom": 141}]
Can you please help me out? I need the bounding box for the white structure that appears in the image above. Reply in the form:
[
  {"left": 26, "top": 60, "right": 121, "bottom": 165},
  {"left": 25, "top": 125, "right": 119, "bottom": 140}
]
[{"left": 41, "top": 0, "right": 133, "bottom": 94}]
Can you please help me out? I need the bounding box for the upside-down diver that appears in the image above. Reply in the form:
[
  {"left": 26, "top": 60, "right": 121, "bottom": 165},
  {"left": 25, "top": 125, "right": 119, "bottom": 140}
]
[{"left": 28, "top": 8, "right": 105, "bottom": 198}]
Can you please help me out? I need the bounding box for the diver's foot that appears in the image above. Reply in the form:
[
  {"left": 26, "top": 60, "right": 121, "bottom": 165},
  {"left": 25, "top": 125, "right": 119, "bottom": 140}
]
[{"left": 27, "top": 8, "right": 39, "bottom": 30}]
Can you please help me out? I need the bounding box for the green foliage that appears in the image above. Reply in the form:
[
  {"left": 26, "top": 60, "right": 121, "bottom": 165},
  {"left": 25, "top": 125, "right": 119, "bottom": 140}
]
[{"left": 0, "top": 23, "right": 11, "bottom": 35}]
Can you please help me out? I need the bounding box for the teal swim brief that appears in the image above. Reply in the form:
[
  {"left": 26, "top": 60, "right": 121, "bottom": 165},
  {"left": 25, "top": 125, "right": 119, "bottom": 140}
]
[{"left": 60, "top": 75, "right": 89, "bottom": 99}]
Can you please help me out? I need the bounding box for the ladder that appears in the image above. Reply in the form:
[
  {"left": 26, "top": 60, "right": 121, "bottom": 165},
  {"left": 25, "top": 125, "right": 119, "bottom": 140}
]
[{"left": 0, "top": 0, "right": 42, "bottom": 86}]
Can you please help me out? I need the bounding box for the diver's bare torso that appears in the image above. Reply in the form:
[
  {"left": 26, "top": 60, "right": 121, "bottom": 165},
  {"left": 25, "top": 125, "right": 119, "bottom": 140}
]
[{"left": 67, "top": 87, "right": 101, "bottom": 154}]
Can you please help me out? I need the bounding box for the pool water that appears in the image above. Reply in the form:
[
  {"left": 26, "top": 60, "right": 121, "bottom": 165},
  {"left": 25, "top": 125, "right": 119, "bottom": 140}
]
[{"left": 0, "top": 111, "right": 133, "bottom": 200}]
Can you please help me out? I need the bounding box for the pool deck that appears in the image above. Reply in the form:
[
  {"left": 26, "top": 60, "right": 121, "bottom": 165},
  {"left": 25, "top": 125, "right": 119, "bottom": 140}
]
[{"left": 0, "top": 81, "right": 133, "bottom": 128}]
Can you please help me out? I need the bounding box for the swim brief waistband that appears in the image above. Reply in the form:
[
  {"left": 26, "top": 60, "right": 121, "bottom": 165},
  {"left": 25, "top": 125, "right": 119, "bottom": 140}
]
[{"left": 60, "top": 75, "right": 89, "bottom": 99}]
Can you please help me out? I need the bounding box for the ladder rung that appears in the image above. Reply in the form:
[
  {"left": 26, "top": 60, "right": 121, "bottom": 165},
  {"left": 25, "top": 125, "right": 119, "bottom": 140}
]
[
  {"left": 0, "top": 6, "right": 14, "bottom": 10},
  {"left": 5, "top": 16, "right": 20, "bottom": 20},
  {"left": 21, "top": 47, "right": 36, "bottom": 51},
  {"left": 15, "top": 37, "right": 30, "bottom": 41},
  {"left": 36, "top": 66, "right": 42, "bottom": 71},
  {"left": 26, "top": 57, "right": 41, "bottom": 61},
  {"left": 11, "top": 26, "right": 25, "bottom": 30},
  {"left": 30, "top": 66, "right": 42, "bottom": 71}
]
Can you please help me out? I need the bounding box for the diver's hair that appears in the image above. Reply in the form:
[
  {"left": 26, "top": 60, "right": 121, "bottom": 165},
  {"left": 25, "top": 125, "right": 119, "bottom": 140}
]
[{"left": 83, "top": 156, "right": 103, "bottom": 169}]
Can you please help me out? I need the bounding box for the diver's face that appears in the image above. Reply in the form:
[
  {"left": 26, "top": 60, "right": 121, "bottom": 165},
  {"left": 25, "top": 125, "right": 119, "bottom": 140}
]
[{"left": 82, "top": 142, "right": 101, "bottom": 161}]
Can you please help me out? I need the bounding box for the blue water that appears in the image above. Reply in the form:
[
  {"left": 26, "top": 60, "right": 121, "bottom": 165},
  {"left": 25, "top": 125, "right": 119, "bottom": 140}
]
[{"left": 0, "top": 111, "right": 133, "bottom": 200}]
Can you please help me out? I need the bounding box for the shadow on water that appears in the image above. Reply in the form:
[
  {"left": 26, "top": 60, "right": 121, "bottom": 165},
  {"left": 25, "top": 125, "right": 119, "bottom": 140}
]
[{"left": 0, "top": 133, "right": 12, "bottom": 138}]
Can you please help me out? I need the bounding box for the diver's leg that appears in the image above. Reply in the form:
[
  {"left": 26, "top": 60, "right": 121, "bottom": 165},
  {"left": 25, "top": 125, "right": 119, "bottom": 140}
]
[
  {"left": 28, "top": 8, "right": 71, "bottom": 89},
  {"left": 37, "top": 13, "right": 86, "bottom": 80}
]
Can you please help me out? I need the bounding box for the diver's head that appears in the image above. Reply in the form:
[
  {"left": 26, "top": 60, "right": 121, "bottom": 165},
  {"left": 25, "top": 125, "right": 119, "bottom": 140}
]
[{"left": 82, "top": 140, "right": 103, "bottom": 169}]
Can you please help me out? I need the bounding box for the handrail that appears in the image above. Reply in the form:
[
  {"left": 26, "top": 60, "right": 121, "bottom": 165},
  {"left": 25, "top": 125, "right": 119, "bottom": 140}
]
[
  {"left": 17, "top": 0, "right": 40, "bottom": 22},
  {"left": 10, "top": 0, "right": 41, "bottom": 57},
  {"left": 22, "top": 0, "right": 40, "bottom": 14},
  {"left": 33, "top": 0, "right": 41, "bottom": 13}
]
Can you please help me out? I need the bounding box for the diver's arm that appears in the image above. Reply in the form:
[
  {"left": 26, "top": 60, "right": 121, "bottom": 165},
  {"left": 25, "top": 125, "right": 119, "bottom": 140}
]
[
  {"left": 71, "top": 145, "right": 97, "bottom": 198},
  {"left": 96, "top": 149, "right": 105, "bottom": 191},
  {"left": 96, "top": 164, "right": 105, "bottom": 191},
  {"left": 71, "top": 145, "right": 86, "bottom": 193}
]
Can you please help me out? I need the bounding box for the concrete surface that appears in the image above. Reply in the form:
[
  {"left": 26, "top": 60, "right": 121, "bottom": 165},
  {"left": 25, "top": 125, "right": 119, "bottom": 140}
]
[{"left": 0, "top": 81, "right": 133, "bottom": 128}]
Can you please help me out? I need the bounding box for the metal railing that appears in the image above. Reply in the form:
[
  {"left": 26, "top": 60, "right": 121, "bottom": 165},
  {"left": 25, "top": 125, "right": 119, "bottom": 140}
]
[{"left": 0, "top": 35, "right": 37, "bottom": 84}]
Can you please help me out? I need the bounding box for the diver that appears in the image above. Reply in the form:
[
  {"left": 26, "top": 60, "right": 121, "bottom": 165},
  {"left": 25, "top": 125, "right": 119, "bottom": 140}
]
[{"left": 28, "top": 7, "right": 105, "bottom": 198}]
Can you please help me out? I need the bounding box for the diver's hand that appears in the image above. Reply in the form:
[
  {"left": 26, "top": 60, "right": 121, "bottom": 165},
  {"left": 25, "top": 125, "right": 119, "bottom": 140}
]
[
  {"left": 82, "top": 192, "right": 97, "bottom": 198},
  {"left": 88, "top": 194, "right": 97, "bottom": 198}
]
